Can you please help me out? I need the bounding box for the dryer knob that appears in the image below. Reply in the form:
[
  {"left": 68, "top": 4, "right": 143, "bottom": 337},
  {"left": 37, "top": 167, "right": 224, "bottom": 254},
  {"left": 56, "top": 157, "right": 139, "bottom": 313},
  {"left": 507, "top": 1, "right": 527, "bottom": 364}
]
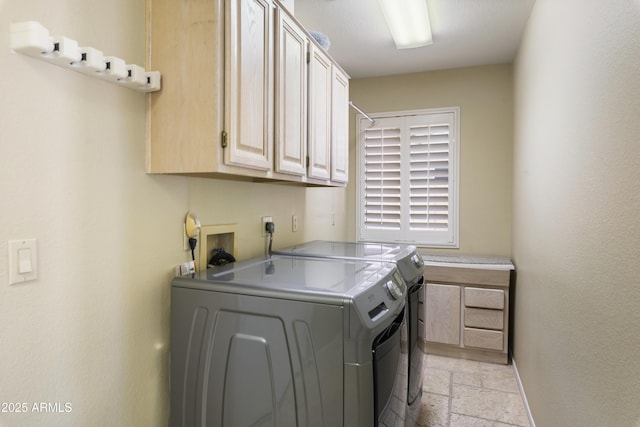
[{"left": 385, "top": 280, "right": 403, "bottom": 300}]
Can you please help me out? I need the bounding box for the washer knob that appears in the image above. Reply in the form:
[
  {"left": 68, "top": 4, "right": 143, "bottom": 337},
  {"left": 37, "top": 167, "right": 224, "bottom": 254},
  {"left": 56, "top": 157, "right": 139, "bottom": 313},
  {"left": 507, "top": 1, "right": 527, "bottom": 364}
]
[
  {"left": 385, "top": 280, "right": 403, "bottom": 300},
  {"left": 411, "top": 253, "right": 424, "bottom": 268}
]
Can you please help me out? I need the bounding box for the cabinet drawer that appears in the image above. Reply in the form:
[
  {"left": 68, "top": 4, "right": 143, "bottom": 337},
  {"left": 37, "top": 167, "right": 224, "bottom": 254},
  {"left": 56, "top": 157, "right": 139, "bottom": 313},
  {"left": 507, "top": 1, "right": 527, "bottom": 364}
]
[
  {"left": 464, "top": 328, "right": 504, "bottom": 351},
  {"left": 464, "top": 287, "right": 504, "bottom": 309},
  {"left": 464, "top": 308, "right": 503, "bottom": 330}
]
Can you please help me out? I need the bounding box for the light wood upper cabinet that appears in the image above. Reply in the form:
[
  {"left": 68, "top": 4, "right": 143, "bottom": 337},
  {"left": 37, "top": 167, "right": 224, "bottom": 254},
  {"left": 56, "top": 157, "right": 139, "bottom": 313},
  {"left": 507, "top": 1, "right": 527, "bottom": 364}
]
[
  {"left": 331, "top": 66, "right": 349, "bottom": 183},
  {"left": 308, "top": 44, "right": 350, "bottom": 183},
  {"left": 307, "top": 44, "right": 333, "bottom": 181},
  {"left": 274, "top": 8, "right": 307, "bottom": 176},
  {"left": 146, "top": 0, "right": 349, "bottom": 185},
  {"left": 225, "top": 0, "right": 274, "bottom": 171},
  {"left": 146, "top": 0, "right": 224, "bottom": 174}
]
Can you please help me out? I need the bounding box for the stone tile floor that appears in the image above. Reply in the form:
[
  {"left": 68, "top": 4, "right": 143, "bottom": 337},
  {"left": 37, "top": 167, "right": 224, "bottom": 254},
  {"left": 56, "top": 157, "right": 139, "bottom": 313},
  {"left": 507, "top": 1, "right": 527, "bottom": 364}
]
[{"left": 416, "top": 354, "right": 530, "bottom": 427}]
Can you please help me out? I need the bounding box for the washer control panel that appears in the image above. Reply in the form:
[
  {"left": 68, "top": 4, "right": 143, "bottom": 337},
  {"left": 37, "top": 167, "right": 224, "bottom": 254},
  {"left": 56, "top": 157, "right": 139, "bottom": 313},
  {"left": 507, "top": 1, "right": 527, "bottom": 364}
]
[
  {"left": 384, "top": 279, "right": 403, "bottom": 300},
  {"left": 351, "top": 266, "right": 406, "bottom": 327}
]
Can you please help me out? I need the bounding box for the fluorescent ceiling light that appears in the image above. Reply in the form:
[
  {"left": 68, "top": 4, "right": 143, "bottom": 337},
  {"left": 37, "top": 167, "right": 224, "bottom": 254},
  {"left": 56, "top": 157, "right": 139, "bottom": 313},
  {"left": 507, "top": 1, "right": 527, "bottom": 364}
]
[{"left": 377, "top": 0, "right": 433, "bottom": 49}]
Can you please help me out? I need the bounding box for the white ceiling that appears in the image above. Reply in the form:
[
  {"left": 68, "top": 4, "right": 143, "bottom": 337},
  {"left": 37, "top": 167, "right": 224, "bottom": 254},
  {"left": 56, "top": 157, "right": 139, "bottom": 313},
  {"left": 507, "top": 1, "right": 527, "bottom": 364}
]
[{"left": 293, "top": 0, "right": 536, "bottom": 78}]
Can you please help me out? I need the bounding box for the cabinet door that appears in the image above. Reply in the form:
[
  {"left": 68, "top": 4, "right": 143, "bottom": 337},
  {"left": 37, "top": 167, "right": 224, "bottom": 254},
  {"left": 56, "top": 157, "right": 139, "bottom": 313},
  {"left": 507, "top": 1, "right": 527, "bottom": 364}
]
[
  {"left": 225, "top": 0, "right": 274, "bottom": 171},
  {"left": 331, "top": 66, "right": 349, "bottom": 183},
  {"left": 274, "top": 9, "right": 307, "bottom": 176},
  {"left": 307, "top": 44, "right": 332, "bottom": 180},
  {"left": 425, "top": 283, "right": 460, "bottom": 345}
]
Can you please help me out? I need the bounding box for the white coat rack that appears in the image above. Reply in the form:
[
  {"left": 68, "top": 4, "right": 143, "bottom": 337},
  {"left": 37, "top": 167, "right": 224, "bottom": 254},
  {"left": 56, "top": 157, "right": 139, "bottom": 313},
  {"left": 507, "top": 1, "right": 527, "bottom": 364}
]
[{"left": 9, "top": 21, "right": 161, "bottom": 93}]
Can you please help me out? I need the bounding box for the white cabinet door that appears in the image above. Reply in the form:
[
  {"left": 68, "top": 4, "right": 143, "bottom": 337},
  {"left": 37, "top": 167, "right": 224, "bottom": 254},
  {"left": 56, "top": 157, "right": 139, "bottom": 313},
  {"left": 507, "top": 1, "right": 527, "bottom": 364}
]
[
  {"left": 225, "top": 0, "right": 274, "bottom": 171},
  {"left": 425, "top": 283, "right": 461, "bottom": 346},
  {"left": 307, "top": 44, "right": 332, "bottom": 180},
  {"left": 274, "top": 9, "right": 307, "bottom": 176},
  {"left": 331, "top": 66, "right": 349, "bottom": 183}
]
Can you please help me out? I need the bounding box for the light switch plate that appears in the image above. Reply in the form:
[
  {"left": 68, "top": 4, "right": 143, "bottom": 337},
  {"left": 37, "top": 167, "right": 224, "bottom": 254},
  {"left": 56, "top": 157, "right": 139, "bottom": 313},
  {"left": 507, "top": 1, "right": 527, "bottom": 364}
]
[{"left": 8, "top": 239, "right": 37, "bottom": 285}]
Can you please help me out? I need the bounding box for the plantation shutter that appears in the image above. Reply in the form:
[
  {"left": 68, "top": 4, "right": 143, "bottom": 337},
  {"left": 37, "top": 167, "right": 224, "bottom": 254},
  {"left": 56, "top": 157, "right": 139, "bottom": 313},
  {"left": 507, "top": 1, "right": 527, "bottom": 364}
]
[
  {"left": 357, "top": 108, "right": 458, "bottom": 247},
  {"left": 362, "top": 125, "right": 402, "bottom": 230},
  {"left": 409, "top": 122, "right": 450, "bottom": 231}
]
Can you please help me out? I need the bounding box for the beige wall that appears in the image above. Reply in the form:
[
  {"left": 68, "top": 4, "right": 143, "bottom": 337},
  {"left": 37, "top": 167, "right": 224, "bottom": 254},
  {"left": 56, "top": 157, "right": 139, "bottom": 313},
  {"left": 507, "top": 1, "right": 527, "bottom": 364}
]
[
  {"left": 512, "top": 1, "right": 640, "bottom": 426},
  {"left": 348, "top": 65, "right": 513, "bottom": 256},
  {"left": 0, "top": 0, "right": 345, "bottom": 425},
  {"left": 188, "top": 179, "right": 347, "bottom": 260}
]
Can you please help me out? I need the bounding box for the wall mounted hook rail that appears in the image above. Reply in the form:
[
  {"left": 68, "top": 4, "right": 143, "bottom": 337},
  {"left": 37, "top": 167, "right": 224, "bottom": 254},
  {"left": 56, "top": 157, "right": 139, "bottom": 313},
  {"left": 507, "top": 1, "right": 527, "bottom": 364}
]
[{"left": 9, "top": 21, "right": 161, "bottom": 92}]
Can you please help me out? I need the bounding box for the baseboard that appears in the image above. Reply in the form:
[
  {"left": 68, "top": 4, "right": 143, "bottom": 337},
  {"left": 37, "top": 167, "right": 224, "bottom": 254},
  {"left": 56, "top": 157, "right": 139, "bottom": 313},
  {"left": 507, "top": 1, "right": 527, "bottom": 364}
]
[
  {"left": 420, "top": 340, "right": 508, "bottom": 365},
  {"left": 512, "top": 357, "right": 536, "bottom": 427}
]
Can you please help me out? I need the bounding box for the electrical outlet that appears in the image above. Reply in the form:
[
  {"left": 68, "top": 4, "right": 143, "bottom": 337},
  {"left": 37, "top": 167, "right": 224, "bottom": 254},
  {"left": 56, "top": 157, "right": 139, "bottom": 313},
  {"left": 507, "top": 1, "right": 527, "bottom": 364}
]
[{"left": 261, "top": 216, "right": 273, "bottom": 236}]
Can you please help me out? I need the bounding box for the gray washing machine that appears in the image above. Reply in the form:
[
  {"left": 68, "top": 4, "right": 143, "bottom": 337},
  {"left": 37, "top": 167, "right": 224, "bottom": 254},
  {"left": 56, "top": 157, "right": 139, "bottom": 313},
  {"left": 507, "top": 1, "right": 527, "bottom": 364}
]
[
  {"left": 171, "top": 255, "right": 408, "bottom": 427},
  {"left": 271, "top": 241, "right": 425, "bottom": 426}
]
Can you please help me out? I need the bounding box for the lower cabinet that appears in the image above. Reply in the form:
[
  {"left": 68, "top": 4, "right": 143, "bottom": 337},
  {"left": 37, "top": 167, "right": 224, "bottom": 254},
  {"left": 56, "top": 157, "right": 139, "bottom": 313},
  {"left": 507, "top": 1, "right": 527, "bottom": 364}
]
[{"left": 421, "top": 264, "right": 512, "bottom": 364}]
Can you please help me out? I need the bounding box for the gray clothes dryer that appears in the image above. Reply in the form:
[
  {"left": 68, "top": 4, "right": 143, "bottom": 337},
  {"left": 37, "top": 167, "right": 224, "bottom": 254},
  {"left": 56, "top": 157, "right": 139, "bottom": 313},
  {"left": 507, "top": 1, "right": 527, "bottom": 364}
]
[
  {"left": 171, "top": 255, "right": 408, "bottom": 427},
  {"left": 271, "top": 241, "right": 426, "bottom": 426}
]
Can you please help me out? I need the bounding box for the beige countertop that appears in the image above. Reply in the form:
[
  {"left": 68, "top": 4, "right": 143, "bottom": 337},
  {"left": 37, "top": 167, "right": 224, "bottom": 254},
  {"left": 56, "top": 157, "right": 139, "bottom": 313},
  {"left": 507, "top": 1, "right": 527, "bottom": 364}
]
[{"left": 419, "top": 253, "right": 514, "bottom": 271}]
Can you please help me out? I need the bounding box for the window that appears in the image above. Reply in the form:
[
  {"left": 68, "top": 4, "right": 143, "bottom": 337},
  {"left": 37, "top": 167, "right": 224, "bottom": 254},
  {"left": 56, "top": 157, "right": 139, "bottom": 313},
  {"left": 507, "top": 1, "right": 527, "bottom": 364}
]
[{"left": 356, "top": 107, "right": 459, "bottom": 247}]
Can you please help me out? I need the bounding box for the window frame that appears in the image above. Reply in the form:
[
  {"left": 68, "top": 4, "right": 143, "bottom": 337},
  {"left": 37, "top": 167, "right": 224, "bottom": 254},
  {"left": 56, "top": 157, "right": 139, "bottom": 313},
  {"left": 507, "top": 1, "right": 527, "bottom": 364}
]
[{"left": 355, "top": 107, "right": 460, "bottom": 248}]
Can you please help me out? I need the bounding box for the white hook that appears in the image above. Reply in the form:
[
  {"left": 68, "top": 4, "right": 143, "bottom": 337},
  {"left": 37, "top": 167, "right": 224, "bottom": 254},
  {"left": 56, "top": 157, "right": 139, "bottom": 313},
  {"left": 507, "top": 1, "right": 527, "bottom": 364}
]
[{"left": 9, "top": 21, "right": 161, "bottom": 93}]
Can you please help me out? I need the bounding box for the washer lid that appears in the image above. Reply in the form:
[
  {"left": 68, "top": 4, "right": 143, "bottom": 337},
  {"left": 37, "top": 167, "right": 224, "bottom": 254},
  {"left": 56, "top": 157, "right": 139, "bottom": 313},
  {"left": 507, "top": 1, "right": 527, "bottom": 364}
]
[{"left": 175, "top": 256, "right": 398, "bottom": 304}]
